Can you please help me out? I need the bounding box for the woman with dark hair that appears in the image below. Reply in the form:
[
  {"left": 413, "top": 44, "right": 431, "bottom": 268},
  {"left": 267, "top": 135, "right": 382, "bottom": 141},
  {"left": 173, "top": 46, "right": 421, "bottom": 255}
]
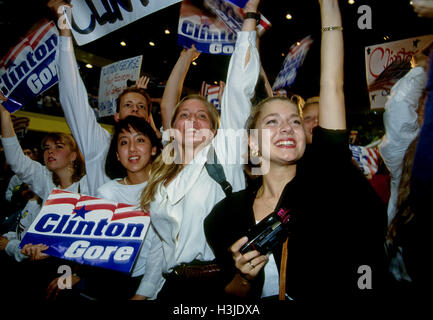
[{"left": 72, "top": 116, "right": 164, "bottom": 300}]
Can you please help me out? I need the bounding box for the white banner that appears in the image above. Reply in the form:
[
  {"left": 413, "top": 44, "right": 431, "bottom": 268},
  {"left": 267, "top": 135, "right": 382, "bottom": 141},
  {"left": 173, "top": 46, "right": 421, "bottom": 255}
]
[
  {"left": 98, "top": 55, "right": 143, "bottom": 117},
  {"left": 69, "top": 0, "right": 181, "bottom": 45},
  {"left": 365, "top": 34, "right": 433, "bottom": 110}
]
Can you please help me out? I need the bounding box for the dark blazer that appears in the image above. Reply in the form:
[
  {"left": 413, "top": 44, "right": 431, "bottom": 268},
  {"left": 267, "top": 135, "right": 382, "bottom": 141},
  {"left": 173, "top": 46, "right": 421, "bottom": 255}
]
[{"left": 205, "top": 127, "right": 387, "bottom": 302}]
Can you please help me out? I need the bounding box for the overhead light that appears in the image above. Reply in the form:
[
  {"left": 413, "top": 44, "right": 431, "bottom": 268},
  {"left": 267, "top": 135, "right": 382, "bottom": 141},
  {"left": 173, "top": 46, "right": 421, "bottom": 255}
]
[
  {"left": 214, "top": 81, "right": 218, "bottom": 85},
  {"left": 286, "top": 13, "right": 292, "bottom": 20},
  {"left": 164, "top": 29, "right": 170, "bottom": 35},
  {"left": 149, "top": 41, "right": 155, "bottom": 47},
  {"left": 282, "top": 53, "right": 285, "bottom": 57},
  {"left": 120, "top": 41, "right": 126, "bottom": 46},
  {"left": 192, "top": 61, "right": 197, "bottom": 66},
  {"left": 85, "top": 64, "right": 93, "bottom": 69},
  {"left": 348, "top": 0, "right": 355, "bottom": 4},
  {"left": 296, "top": 41, "right": 301, "bottom": 46}
]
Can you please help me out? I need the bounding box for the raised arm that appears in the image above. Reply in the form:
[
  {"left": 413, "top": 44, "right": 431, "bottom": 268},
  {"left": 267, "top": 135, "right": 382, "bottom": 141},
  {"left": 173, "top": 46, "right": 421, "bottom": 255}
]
[
  {"left": 47, "top": 0, "right": 111, "bottom": 195},
  {"left": 1, "top": 95, "right": 52, "bottom": 200},
  {"left": 218, "top": 0, "right": 261, "bottom": 131},
  {"left": 160, "top": 46, "right": 200, "bottom": 130},
  {"left": 319, "top": 0, "right": 346, "bottom": 130}
]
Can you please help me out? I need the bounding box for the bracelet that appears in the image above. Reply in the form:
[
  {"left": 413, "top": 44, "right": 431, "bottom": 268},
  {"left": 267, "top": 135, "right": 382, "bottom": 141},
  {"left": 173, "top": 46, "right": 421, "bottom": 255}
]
[
  {"left": 321, "top": 26, "right": 343, "bottom": 32},
  {"left": 244, "top": 12, "right": 260, "bottom": 25}
]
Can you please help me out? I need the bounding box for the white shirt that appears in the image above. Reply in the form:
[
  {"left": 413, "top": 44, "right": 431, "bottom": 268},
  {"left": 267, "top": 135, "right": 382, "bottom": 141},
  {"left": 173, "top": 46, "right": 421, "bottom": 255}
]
[
  {"left": 3, "top": 198, "right": 41, "bottom": 262},
  {"left": 0, "top": 135, "right": 89, "bottom": 201},
  {"left": 5, "top": 174, "right": 22, "bottom": 202},
  {"left": 97, "top": 179, "right": 165, "bottom": 299},
  {"left": 149, "top": 31, "right": 260, "bottom": 276},
  {"left": 261, "top": 253, "right": 280, "bottom": 298},
  {"left": 58, "top": 36, "right": 112, "bottom": 196},
  {"left": 1, "top": 135, "right": 89, "bottom": 261},
  {"left": 379, "top": 67, "right": 426, "bottom": 224}
]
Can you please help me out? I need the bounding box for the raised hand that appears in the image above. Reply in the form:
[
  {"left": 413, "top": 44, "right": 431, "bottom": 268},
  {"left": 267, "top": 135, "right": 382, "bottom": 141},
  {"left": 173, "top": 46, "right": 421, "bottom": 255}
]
[
  {"left": 243, "top": 0, "right": 260, "bottom": 13},
  {"left": 181, "top": 44, "right": 200, "bottom": 63},
  {"left": 135, "top": 76, "right": 150, "bottom": 90},
  {"left": 47, "top": 0, "right": 72, "bottom": 36}
]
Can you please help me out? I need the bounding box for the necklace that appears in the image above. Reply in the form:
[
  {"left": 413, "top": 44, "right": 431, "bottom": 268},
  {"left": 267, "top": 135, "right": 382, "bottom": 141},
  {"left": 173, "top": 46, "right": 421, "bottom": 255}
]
[{"left": 255, "top": 186, "right": 278, "bottom": 212}]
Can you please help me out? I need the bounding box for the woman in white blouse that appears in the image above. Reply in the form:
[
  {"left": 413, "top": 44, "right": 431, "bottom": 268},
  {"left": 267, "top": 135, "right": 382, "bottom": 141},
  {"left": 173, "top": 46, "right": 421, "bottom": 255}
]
[
  {"left": 139, "top": 0, "right": 262, "bottom": 301},
  {"left": 0, "top": 93, "right": 88, "bottom": 261}
]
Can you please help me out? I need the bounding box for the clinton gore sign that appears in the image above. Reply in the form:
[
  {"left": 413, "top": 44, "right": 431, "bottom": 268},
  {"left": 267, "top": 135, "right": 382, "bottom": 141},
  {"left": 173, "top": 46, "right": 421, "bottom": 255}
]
[{"left": 20, "top": 189, "right": 150, "bottom": 273}]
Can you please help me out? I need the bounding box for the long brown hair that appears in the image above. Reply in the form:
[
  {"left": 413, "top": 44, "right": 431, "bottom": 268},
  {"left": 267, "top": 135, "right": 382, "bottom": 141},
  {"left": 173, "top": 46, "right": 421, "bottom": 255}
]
[
  {"left": 41, "top": 132, "right": 85, "bottom": 186},
  {"left": 386, "top": 136, "right": 419, "bottom": 251},
  {"left": 140, "top": 95, "right": 219, "bottom": 210}
]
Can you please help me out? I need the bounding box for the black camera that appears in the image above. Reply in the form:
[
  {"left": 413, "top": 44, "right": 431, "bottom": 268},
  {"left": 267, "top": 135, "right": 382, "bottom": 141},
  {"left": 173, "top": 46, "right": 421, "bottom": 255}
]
[{"left": 240, "top": 207, "right": 293, "bottom": 255}]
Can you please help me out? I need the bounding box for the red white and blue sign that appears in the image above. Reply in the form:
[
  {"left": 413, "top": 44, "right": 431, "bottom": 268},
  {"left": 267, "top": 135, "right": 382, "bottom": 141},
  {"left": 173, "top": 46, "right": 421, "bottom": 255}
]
[
  {"left": 20, "top": 189, "right": 150, "bottom": 274},
  {"left": 272, "top": 36, "right": 313, "bottom": 91},
  {"left": 204, "top": 0, "right": 271, "bottom": 35},
  {"left": 178, "top": 0, "right": 237, "bottom": 55},
  {"left": 225, "top": 0, "right": 248, "bottom": 8},
  {"left": 0, "top": 21, "right": 59, "bottom": 113},
  {"left": 349, "top": 144, "right": 380, "bottom": 179}
]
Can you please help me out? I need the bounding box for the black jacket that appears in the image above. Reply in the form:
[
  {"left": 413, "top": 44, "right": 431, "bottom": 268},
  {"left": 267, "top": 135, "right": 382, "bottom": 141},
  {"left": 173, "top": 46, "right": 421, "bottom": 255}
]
[{"left": 205, "top": 127, "right": 387, "bottom": 302}]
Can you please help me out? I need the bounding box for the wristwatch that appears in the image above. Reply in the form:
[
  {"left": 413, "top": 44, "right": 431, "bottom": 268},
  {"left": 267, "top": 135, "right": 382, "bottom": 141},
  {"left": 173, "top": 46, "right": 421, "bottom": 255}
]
[{"left": 244, "top": 12, "right": 260, "bottom": 25}]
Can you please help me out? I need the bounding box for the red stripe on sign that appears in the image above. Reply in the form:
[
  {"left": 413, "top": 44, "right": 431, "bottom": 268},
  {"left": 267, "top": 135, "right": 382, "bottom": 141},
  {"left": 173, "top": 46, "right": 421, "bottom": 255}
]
[
  {"left": 0, "top": 40, "right": 30, "bottom": 69},
  {"left": 30, "top": 22, "right": 55, "bottom": 50},
  {"left": 79, "top": 195, "right": 99, "bottom": 202},
  {"left": 50, "top": 189, "right": 74, "bottom": 195},
  {"left": 117, "top": 203, "right": 134, "bottom": 209},
  {"left": 111, "top": 210, "right": 150, "bottom": 221},
  {"left": 0, "top": 22, "right": 54, "bottom": 68},
  {"left": 45, "top": 198, "right": 79, "bottom": 206}
]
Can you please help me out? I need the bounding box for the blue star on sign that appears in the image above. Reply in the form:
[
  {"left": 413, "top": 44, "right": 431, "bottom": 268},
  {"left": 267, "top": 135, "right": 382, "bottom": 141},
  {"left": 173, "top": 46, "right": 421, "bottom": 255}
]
[{"left": 73, "top": 206, "right": 91, "bottom": 219}]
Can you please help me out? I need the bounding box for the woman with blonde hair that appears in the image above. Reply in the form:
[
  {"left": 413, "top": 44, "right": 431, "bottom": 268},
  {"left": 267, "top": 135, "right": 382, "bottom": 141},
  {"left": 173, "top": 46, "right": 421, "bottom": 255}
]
[
  {"left": 205, "top": 0, "right": 386, "bottom": 301},
  {"left": 1, "top": 94, "right": 88, "bottom": 262},
  {"left": 138, "top": 0, "right": 262, "bottom": 301}
]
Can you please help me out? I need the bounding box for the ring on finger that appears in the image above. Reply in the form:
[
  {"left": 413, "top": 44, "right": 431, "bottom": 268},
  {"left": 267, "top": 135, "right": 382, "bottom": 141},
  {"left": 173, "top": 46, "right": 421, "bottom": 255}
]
[{"left": 249, "top": 261, "right": 255, "bottom": 269}]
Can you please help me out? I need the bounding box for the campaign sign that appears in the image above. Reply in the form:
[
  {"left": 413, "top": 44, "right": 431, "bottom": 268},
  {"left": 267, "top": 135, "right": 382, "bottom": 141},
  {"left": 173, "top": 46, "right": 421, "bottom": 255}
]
[
  {"left": 69, "top": 0, "right": 181, "bottom": 45},
  {"left": 0, "top": 21, "right": 59, "bottom": 113},
  {"left": 225, "top": 0, "right": 248, "bottom": 8},
  {"left": 200, "top": 81, "right": 221, "bottom": 111},
  {"left": 349, "top": 144, "right": 380, "bottom": 179},
  {"left": 20, "top": 189, "right": 150, "bottom": 274},
  {"left": 365, "top": 34, "right": 433, "bottom": 109},
  {"left": 204, "top": 0, "right": 271, "bottom": 36},
  {"left": 98, "top": 55, "right": 143, "bottom": 117},
  {"left": 272, "top": 36, "right": 313, "bottom": 91},
  {"left": 178, "top": 0, "right": 237, "bottom": 55}
]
